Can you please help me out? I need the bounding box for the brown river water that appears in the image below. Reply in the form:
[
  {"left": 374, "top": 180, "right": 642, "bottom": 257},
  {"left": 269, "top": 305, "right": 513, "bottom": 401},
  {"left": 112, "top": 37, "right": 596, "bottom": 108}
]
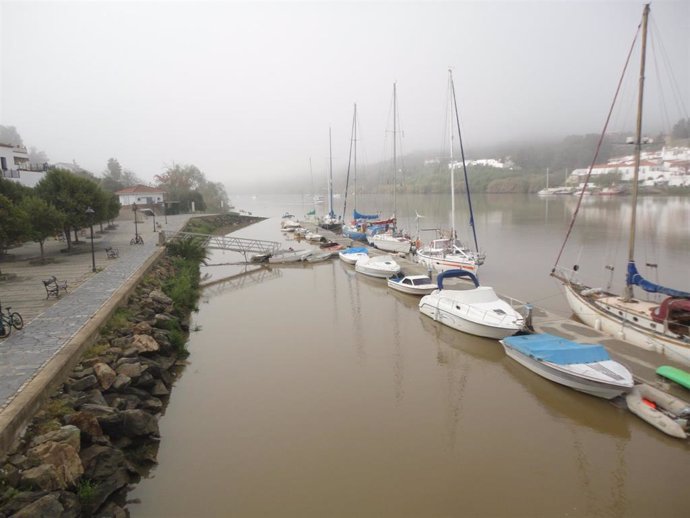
[{"left": 130, "top": 194, "right": 689, "bottom": 517}]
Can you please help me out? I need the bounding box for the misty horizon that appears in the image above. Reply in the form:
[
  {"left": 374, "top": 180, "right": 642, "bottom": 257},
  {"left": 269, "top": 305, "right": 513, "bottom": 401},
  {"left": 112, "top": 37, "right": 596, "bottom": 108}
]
[{"left": 1, "top": 0, "right": 688, "bottom": 194}]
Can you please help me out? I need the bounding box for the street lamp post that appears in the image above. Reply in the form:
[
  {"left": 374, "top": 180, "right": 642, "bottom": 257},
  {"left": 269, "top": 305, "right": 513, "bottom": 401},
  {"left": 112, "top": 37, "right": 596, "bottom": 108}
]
[
  {"left": 132, "top": 203, "right": 139, "bottom": 242},
  {"left": 85, "top": 207, "right": 96, "bottom": 272},
  {"left": 152, "top": 210, "right": 157, "bottom": 232},
  {"left": 162, "top": 201, "right": 167, "bottom": 224}
]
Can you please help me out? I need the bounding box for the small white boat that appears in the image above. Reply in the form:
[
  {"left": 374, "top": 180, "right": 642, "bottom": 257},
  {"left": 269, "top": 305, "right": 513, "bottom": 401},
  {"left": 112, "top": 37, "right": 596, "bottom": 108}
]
[
  {"left": 268, "top": 249, "right": 312, "bottom": 264},
  {"left": 355, "top": 254, "right": 401, "bottom": 278},
  {"left": 339, "top": 246, "right": 368, "bottom": 265},
  {"left": 625, "top": 383, "right": 689, "bottom": 439},
  {"left": 370, "top": 232, "right": 412, "bottom": 254},
  {"left": 281, "top": 219, "right": 300, "bottom": 232},
  {"left": 419, "top": 269, "right": 524, "bottom": 339},
  {"left": 305, "top": 250, "right": 333, "bottom": 263},
  {"left": 387, "top": 274, "right": 437, "bottom": 295},
  {"left": 500, "top": 333, "right": 634, "bottom": 400}
]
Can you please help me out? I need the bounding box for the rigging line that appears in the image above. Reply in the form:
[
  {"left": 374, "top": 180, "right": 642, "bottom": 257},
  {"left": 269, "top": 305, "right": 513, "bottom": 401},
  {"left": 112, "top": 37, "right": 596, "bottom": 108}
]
[
  {"left": 450, "top": 71, "right": 480, "bottom": 253},
  {"left": 551, "top": 22, "right": 641, "bottom": 272},
  {"left": 650, "top": 16, "right": 690, "bottom": 119},
  {"left": 341, "top": 104, "right": 357, "bottom": 221},
  {"left": 649, "top": 31, "right": 672, "bottom": 133}
]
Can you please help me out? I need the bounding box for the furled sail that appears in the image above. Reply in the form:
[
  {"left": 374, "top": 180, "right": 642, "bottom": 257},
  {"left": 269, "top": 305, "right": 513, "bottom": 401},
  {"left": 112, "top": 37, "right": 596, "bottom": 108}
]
[
  {"left": 353, "top": 209, "right": 380, "bottom": 220},
  {"left": 627, "top": 262, "right": 690, "bottom": 298}
]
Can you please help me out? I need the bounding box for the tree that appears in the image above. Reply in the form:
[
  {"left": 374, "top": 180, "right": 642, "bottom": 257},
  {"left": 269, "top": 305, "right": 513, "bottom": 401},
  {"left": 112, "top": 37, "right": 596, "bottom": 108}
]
[
  {"left": 100, "top": 158, "right": 142, "bottom": 193},
  {"left": 671, "top": 118, "right": 690, "bottom": 140},
  {"left": 0, "top": 126, "right": 23, "bottom": 146},
  {"left": 0, "top": 194, "right": 29, "bottom": 256},
  {"left": 35, "top": 169, "right": 107, "bottom": 250},
  {"left": 20, "top": 196, "right": 65, "bottom": 262},
  {"left": 155, "top": 163, "right": 229, "bottom": 213},
  {"left": 28, "top": 147, "right": 49, "bottom": 168}
]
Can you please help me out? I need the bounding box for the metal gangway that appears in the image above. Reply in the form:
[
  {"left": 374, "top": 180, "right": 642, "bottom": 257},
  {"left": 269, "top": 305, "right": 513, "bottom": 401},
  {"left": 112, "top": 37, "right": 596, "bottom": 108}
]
[{"left": 166, "top": 231, "right": 281, "bottom": 260}]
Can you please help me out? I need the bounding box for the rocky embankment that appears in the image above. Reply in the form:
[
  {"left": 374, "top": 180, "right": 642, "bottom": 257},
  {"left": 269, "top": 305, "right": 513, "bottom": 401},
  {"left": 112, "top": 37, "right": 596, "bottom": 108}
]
[{"left": 0, "top": 258, "right": 190, "bottom": 517}]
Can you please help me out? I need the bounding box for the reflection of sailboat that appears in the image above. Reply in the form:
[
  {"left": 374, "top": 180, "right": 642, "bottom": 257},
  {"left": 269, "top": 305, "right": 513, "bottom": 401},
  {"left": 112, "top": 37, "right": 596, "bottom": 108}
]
[
  {"left": 551, "top": 4, "right": 690, "bottom": 365},
  {"left": 416, "top": 70, "right": 484, "bottom": 273}
]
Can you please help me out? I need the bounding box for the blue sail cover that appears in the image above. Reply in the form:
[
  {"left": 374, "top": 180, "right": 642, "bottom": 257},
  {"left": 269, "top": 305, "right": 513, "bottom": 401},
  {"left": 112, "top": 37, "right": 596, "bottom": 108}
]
[
  {"left": 503, "top": 334, "right": 611, "bottom": 365},
  {"left": 437, "top": 269, "right": 479, "bottom": 289},
  {"left": 353, "top": 209, "right": 380, "bottom": 220},
  {"left": 627, "top": 261, "right": 690, "bottom": 298}
]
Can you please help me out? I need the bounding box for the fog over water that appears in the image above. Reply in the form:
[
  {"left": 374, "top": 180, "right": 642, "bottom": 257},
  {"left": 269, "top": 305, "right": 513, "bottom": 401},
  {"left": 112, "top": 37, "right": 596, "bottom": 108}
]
[{"left": 1, "top": 0, "right": 688, "bottom": 191}]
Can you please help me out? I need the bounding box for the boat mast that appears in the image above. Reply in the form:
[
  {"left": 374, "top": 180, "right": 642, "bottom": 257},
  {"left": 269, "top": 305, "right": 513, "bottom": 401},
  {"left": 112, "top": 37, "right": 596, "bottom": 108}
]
[
  {"left": 448, "top": 70, "right": 456, "bottom": 241},
  {"left": 393, "top": 82, "right": 397, "bottom": 221},
  {"left": 342, "top": 104, "right": 357, "bottom": 221},
  {"left": 624, "top": 3, "right": 649, "bottom": 301},
  {"left": 328, "top": 127, "right": 334, "bottom": 219}
]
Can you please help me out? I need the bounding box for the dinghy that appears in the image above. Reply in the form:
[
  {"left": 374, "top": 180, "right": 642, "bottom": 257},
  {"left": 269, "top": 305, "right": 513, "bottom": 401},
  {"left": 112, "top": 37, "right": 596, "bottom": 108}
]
[
  {"left": 339, "top": 246, "right": 369, "bottom": 265},
  {"left": 625, "top": 383, "right": 690, "bottom": 439}
]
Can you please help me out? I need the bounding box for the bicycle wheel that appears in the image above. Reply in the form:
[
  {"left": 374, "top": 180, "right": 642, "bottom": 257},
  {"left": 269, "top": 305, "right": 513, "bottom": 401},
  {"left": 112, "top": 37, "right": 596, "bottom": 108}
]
[
  {"left": 11, "top": 313, "right": 23, "bottom": 330},
  {"left": 0, "top": 320, "right": 10, "bottom": 338}
]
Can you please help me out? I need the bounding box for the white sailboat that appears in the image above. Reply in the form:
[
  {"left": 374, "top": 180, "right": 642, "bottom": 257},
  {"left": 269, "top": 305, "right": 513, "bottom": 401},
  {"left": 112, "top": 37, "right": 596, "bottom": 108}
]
[
  {"left": 551, "top": 4, "right": 690, "bottom": 365},
  {"left": 319, "top": 128, "right": 342, "bottom": 232},
  {"left": 416, "top": 70, "right": 485, "bottom": 273},
  {"left": 370, "top": 82, "right": 413, "bottom": 254}
]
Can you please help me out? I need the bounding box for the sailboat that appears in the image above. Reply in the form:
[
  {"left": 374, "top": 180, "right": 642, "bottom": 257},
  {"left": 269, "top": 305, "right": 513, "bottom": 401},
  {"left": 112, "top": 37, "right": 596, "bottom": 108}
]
[
  {"left": 370, "top": 82, "right": 413, "bottom": 254},
  {"left": 551, "top": 4, "right": 690, "bottom": 365},
  {"left": 341, "top": 104, "right": 383, "bottom": 242},
  {"left": 416, "top": 70, "right": 485, "bottom": 273},
  {"left": 319, "top": 128, "right": 342, "bottom": 232}
]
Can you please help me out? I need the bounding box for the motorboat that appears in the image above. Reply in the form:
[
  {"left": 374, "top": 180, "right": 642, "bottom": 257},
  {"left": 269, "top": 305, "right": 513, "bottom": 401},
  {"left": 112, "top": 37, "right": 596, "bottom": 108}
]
[
  {"left": 387, "top": 273, "right": 437, "bottom": 295},
  {"left": 268, "top": 249, "right": 312, "bottom": 264},
  {"left": 416, "top": 238, "right": 484, "bottom": 273},
  {"left": 500, "top": 333, "right": 634, "bottom": 400},
  {"left": 418, "top": 269, "right": 524, "bottom": 339},
  {"left": 371, "top": 231, "right": 412, "bottom": 254},
  {"left": 355, "top": 254, "right": 401, "bottom": 278},
  {"left": 281, "top": 219, "right": 300, "bottom": 232},
  {"left": 338, "top": 246, "right": 368, "bottom": 265},
  {"left": 305, "top": 230, "right": 324, "bottom": 242}
]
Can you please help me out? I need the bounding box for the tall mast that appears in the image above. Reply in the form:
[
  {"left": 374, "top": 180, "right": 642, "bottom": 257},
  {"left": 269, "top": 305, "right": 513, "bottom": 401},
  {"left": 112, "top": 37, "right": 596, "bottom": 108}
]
[
  {"left": 328, "top": 127, "right": 334, "bottom": 218},
  {"left": 448, "top": 70, "right": 456, "bottom": 241},
  {"left": 354, "top": 103, "right": 358, "bottom": 212},
  {"left": 342, "top": 104, "right": 357, "bottom": 221},
  {"left": 624, "top": 3, "right": 649, "bottom": 300},
  {"left": 393, "top": 82, "right": 397, "bottom": 220}
]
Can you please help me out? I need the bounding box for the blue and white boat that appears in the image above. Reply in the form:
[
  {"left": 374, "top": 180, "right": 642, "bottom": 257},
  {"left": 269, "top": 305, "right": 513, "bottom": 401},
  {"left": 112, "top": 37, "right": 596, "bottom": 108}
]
[
  {"left": 500, "top": 333, "right": 634, "bottom": 400},
  {"left": 339, "top": 246, "right": 369, "bottom": 265}
]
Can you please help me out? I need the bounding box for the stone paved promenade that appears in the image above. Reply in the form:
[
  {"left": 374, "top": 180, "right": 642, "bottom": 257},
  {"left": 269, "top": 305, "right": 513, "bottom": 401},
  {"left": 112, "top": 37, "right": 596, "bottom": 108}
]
[{"left": 0, "top": 213, "right": 188, "bottom": 415}]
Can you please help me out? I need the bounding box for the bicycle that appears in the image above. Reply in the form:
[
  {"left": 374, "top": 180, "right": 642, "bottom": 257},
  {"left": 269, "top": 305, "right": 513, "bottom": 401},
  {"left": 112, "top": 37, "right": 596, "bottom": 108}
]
[
  {"left": 0, "top": 302, "right": 24, "bottom": 338},
  {"left": 130, "top": 234, "right": 144, "bottom": 245}
]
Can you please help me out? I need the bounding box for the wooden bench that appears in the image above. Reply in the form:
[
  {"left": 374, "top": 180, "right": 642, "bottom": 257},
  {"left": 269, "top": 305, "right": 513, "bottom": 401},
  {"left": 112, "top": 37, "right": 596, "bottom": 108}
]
[
  {"left": 105, "top": 246, "right": 120, "bottom": 259},
  {"left": 42, "top": 276, "right": 68, "bottom": 299}
]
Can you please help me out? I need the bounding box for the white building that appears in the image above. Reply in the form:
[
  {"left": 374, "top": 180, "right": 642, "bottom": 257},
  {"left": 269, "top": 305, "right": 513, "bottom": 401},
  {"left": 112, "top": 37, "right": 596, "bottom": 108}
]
[
  {"left": 0, "top": 143, "right": 47, "bottom": 188},
  {"left": 115, "top": 185, "right": 167, "bottom": 207}
]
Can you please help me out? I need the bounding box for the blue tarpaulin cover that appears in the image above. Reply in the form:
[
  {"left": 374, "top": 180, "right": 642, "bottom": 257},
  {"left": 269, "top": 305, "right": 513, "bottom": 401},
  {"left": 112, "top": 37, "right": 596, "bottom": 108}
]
[
  {"left": 353, "top": 210, "right": 380, "bottom": 220},
  {"left": 503, "top": 333, "right": 610, "bottom": 365}
]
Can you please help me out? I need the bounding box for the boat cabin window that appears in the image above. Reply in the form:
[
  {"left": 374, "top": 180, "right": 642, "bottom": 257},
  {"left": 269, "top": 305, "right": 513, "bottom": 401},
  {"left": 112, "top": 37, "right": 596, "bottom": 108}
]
[
  {"left": 494, "top": 309, "right": 507, "bottom": 315},
  {"left": 403, "top": 279, "right": 412, "bottom": 285}
]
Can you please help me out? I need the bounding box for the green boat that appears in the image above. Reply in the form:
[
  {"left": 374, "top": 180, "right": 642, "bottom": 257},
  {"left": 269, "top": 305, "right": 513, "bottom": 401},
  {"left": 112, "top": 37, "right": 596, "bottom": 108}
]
[{"left": 656, "top": 366, "right": 690, "bottom": 391}]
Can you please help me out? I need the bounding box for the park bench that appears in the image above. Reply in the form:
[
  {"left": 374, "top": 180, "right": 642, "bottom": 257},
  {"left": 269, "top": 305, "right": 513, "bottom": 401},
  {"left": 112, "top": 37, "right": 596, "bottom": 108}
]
[
  {"left": 105, "top": 246, "right": 120, "bottom": 259},
  {"left": 42, "top": 276, "right": 69, "bottom": 299}
]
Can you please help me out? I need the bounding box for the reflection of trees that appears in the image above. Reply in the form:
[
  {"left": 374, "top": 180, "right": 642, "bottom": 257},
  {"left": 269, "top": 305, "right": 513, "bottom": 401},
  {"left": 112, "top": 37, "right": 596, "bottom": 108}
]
[{"left": 201, "top": 266, "right": 280, "bottom": 299}]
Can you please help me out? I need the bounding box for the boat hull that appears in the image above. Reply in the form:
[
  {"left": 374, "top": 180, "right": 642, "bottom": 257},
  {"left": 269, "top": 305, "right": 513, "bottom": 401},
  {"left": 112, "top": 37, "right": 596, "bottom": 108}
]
[
  {"left": 355, "top": 256, "right": 401, "bottom": 278},
  {"left": 371, "top": 234, "right": 412, "bottom": 254},
  {"left": 561, "top": 281, "right": 690, "bottom": 366},
  {"left": 387, "top": 276, "right": 437, "bottom": 296},
  {"left": 502, "top": 342, "right": 632, "bottom": 399},
  {"left": 416, "top": 250, "right": 479, "bottom": 273},
  {"left": 418, "top": 289, "right": 523, "bottom": 340}
]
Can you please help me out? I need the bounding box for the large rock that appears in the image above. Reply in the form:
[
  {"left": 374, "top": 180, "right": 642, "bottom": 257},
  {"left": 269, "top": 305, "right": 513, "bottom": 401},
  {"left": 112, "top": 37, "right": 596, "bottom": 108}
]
[
  {"left": 75, "top": 389, "right": 108, "bottom": 408},
  {"left": 29, "top": 425, "right": 81, "bottom": 452},
  {"left": 26, "top": 441, "right": 83, "bottom": 489},
  {"left": 99, "top": 410, "right": 159, "bottom": 439},
  {"left": 64, "top": 412, "right": 104, "bottom": 441},
  {"left": 93, "top": 362, "right": 117, "bottom": 390},
  {"left": 149, "top": 289, "right": 173, "bottom": 306},
  {"left": 66, "top": 374, "right": 98, "bottom": 392},
  {"left": 111, "top": 373, "right": 132, "bottom": 391},
  {"left": 79, "top": 445, "right": 129, "bottom": 515},
  {"left": 132, "top": 321, "right": 153, "bottom": 335},
  {"left": 19, "top": 464, "right": 63, "bottom": 491},
  {"left": 116, "top": 362, "right": 145, "bottom": 379},
  {"left": 9, "top": 493, "right": 64, "bottom": 518},
  {"left": 130, "top": 334, "right": 160, "bottom": 354}
]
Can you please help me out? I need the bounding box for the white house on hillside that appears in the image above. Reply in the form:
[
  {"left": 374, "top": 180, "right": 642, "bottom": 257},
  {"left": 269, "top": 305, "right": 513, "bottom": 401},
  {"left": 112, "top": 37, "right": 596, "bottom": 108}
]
[
  {"left": 115, "top": 185, "right": 166, "bottom": 207},
  {"left": 0, "top": 142, "right": 47, "bottom": 188}
]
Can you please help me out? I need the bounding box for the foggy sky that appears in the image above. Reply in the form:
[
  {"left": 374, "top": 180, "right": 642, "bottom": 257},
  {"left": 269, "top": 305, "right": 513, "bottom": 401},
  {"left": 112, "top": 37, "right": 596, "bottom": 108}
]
[{"left": 1, "top": 0, "right": 688, "bottom": 192}]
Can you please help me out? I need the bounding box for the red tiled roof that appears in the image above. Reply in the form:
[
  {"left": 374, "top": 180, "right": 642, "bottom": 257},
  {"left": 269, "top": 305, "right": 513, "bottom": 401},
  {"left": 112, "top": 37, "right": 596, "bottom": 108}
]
[{"left": 115, "top": 184, "right": 166, "bottom": 194}]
